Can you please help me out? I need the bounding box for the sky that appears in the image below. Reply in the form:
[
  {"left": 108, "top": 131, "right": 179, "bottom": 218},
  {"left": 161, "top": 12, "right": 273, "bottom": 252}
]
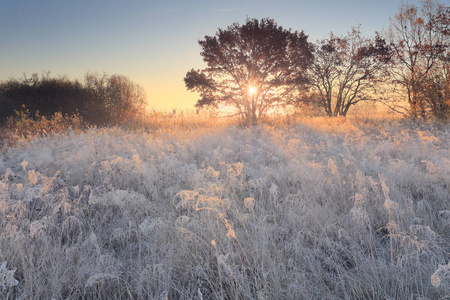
[{"left": 0, "top": 0, "right": 422, "bottom": 111}]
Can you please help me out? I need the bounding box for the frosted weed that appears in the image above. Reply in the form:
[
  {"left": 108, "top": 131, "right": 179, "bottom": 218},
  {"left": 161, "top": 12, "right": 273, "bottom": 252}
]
[
  {"left": 0, "top": 118, "right": 448, "bottom": 299},
  {"left": 0, "top": 261, "right": 18, "bottom": 290}
]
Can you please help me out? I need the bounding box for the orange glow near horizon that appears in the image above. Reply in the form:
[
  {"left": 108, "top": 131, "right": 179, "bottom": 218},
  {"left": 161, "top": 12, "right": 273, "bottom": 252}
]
[{"left": 143, "top": 79, "right": 199, "bottom": 112}]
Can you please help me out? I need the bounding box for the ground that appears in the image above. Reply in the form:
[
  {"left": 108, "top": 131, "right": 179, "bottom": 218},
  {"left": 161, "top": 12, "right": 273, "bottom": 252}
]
[{"left": 0, "top": 116, "right": 449, "bottom": 299}]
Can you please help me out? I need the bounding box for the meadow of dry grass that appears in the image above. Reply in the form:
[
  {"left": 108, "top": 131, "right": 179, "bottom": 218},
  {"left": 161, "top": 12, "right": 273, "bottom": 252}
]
[{"left": 0, "top": 112, "right": 449, "bottom": 299}]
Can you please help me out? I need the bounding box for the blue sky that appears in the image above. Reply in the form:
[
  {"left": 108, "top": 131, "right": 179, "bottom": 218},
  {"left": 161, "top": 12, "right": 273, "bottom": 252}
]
[{"left": 0, "top": 0, "right": 421, "bottom": 110}]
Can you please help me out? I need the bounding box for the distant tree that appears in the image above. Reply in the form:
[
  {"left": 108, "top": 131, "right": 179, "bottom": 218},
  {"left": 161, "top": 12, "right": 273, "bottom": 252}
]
[
  {"left": 383, "top": 0, "right": 450, "bottom": 119},
  {"left": 184, "top": 18, "right": 313, "bottom": 125},
  {"left": 307, "top": 27, "right": 392, "bottom": 117},
  {"left": 107, "top": 74, "right": 146, "bottom": 122},
  {"left": 84, "top": 73, "right": 147, "bottom": 125}
]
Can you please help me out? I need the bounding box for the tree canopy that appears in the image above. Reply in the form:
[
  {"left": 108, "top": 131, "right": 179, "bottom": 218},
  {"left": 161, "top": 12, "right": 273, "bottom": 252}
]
[{"left": 184, "top": 18, "right": 313, "bottom": 125}]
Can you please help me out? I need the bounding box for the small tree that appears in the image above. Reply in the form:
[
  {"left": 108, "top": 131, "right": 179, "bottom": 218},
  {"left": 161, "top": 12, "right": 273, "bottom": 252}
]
[
  {"left": 106, "top": 74, "right": 146, "bottom": 122},
  {"left": 84, "top": 73, "right": 146, "bottom": 125},
  {"left": 308, "top": 27, "right": 391, "bottom": 117},
  {"left": 184, "top": 18, "right": 313, "bottom": 125}
]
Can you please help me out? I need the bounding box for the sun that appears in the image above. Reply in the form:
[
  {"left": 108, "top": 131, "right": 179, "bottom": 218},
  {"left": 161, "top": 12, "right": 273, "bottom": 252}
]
[{"left": 249, "top": 85, "right": 257, "bottom": 97}]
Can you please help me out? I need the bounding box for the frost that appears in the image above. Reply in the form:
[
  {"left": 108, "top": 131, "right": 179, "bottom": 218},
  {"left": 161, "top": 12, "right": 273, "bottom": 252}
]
[
  {"left": 328, "top": 158, "right": 339, "bottom": 177},
  {"left": 20, "top": 160, "right": 28, "bottom": 171},
  {"left": 0, "top": 261, "right": 18, "bottom": 289},
  {"left": 30, "top": 217, "right": 48, "bottom": 237},
  {"left": 85, "top": 273, "right": 116, "bottom": 288},
  {"left": 349, "top": 207, "right": 370, "bottom": 229},
  {"left": 139, "top": 217, "right": 164, "bottom": 236},
  {"left": 89, "top": 189, "right": 147, "bottom": 209},
  {"left": 0, "top": 120, "right": 448, "bottom": 299},
  {"left": 175, "top": 215, "right": 192, "bottom": 228},
  {"left": 226, "top": 228, "right": 236, "bottom": 240},
  {"left": 431, "top": 262, "right": 450, "bottom": 288},
  {"left": 439, "top": 210, "right": 450, "bottom": 228},
  {"left": 244, "top": 197, "right": 256, "bottom": 211},
  {"left": 353, "top": 193, "right": 364, "bottom": 207},
  {"left": 0, "top": 181, "right": 8, "bottom": 201},
  {"left": 269, "top": 183, "right": 279, "bottom": 201},
  {"left": 417, "top": 131, "right": 439, "bottom": 144},
  {"left": 27, "top": 170, "right": 38, "bottom": 186},
  {"left": 379, "top": 173, "right": 400, "bottom": 219},
  {"left": 173, "top": 186, "right": 230, "bottom": 213}
]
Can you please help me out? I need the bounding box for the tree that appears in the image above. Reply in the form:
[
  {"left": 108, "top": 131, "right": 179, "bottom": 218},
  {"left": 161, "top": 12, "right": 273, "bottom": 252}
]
[
  {"left": 106, "top": 74, "right": 146, "bottom": 123},
  {"left": 307, "top": 27, "right": 392, "bottom": 117},
  {"left": 84, "top": 73, "right": 147, "bottom": 125},
  {"left": 383, "top": 0, "right": 449, "bottom": 119},
  {"left": 184, "top": 18, "right": 313, "bottom": 125}
]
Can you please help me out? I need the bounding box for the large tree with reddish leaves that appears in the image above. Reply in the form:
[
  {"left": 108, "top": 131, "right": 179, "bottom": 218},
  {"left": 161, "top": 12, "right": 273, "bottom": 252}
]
[{"left": 184, "top": 18, "right": 313, "bottom": 125}]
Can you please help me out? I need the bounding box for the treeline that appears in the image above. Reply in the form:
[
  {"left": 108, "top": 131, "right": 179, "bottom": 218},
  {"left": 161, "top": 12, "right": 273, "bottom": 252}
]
[
  {"left": 185, "top": 0, "right": 450, "bottom": 124},
  {"left": 0, "top": 72, "right": 146, "bottom": 126}
]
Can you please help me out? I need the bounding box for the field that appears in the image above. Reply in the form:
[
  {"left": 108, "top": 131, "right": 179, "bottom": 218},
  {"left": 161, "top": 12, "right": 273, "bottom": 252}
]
[{"left": 0, "top": 115, "right": 449, "bottom": 299}]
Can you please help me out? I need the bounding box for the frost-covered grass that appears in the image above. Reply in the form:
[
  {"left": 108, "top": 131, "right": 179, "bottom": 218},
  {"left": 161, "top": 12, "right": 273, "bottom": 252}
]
[{"left": 0, "top": 117, "right": 449, "bottom": 299}]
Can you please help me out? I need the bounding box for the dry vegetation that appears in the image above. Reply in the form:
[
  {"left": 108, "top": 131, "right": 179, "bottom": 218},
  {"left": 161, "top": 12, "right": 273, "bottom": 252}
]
[{"left": 0, "top": 111, "right": 449, "bottom": 299}]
